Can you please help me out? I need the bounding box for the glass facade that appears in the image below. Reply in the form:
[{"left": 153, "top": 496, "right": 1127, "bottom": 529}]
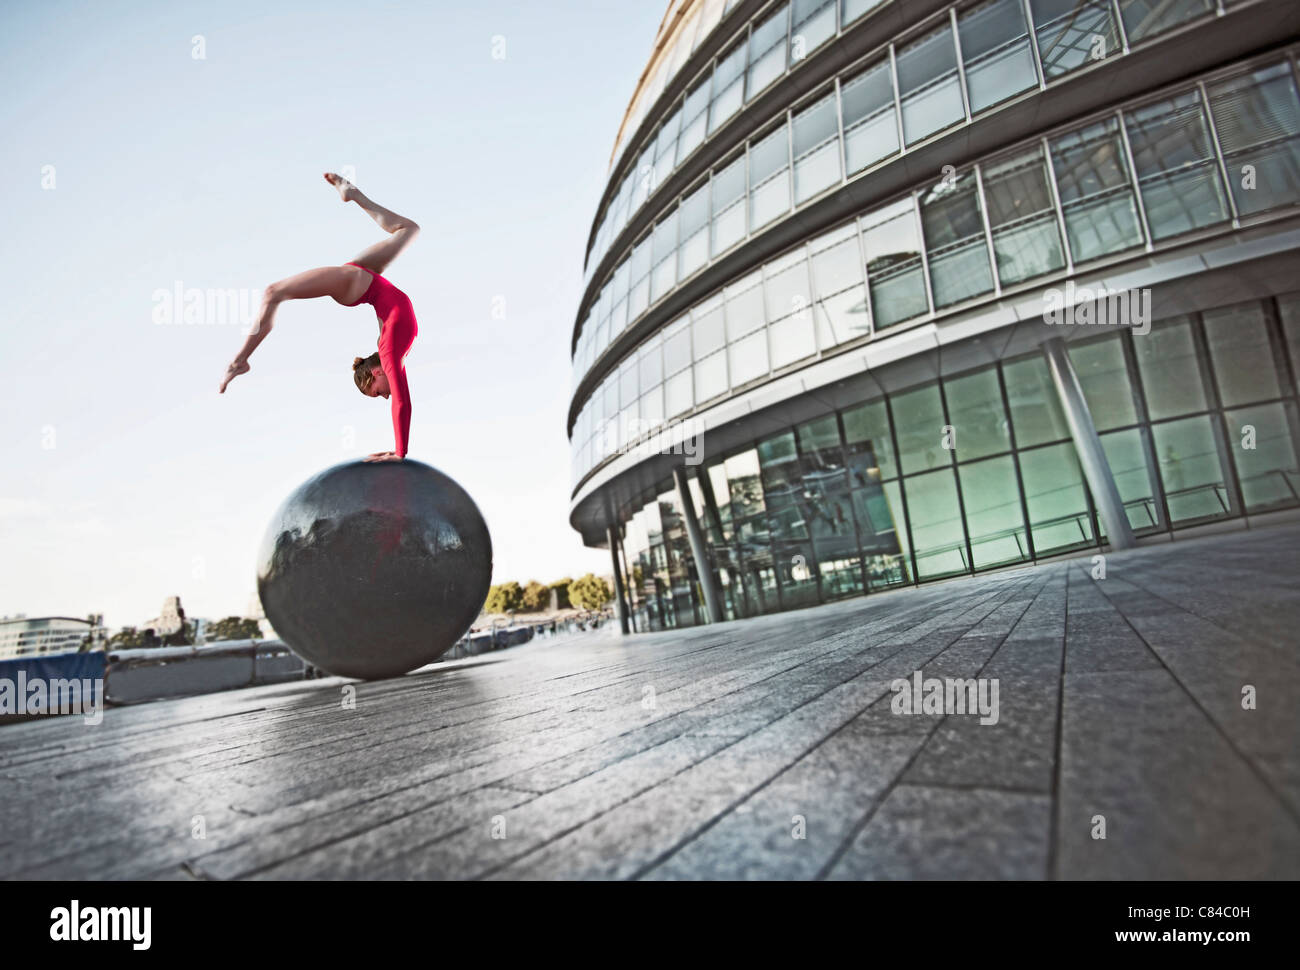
[
  {"left": 579, "top": 6, "right": 1300, "bottom": 635},
  {"left": 613, "top": 296, "right": 1300, "bottom": 631},
  {"left": 572, "top": 52, "right": 1300, "bottom": 481},
  {"left": 584, "top": 0, "right": 1226, "bottom": 288}
]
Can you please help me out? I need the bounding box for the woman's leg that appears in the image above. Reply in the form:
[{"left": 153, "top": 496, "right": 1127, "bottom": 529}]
[
  {"left": 219, "top": 266, "right": 357, "bottom": 393},
  {"left": 325, "top": 173, "right": 420, "bottom": 276}
]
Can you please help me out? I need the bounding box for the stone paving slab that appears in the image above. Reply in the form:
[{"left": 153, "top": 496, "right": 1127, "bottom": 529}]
[{"left": 2, "top": 525, "right": 1298, "bottom": 880}]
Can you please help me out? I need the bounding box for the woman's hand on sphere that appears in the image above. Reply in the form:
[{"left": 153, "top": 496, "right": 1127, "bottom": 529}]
[{"left": 364, "top": 451, "right": 403, "bottom": 463}]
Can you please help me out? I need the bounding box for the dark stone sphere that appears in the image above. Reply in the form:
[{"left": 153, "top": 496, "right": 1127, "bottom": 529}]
[{"left": 256, "top": 459, "right": 493, "bottom": 680}]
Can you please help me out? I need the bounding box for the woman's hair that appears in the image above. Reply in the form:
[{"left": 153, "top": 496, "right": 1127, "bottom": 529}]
[{"left": 352, "top": 352, "right": 381, "bottom": 394}]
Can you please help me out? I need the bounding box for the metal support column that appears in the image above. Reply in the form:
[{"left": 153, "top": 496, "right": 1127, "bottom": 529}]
[
  {"left": 607, "top": 523, "right": 630, "bottom": 635},
  {"left": 672, "top": 465, "right": 724, "bottom": 624},
  {"left": 1042, "top": 337, "right": 1137, "bottom": 550}
]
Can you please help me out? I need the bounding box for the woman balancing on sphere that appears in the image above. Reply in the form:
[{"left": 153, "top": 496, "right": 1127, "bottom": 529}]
[{"left": 219, "top": 174, "right": 419, "bottom": 463}]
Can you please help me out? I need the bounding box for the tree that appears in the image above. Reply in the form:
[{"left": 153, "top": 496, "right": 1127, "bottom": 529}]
[
  {"left": 484, "top": 581, "right": 523, "bottom": 615},
  {"left": 548, "top": 578, "right": 572, "bottom": 610},
  {"left": 568, "top": 574, "right": 613, "bottom": 611},
  {"left": 207, "top": 616, "right": 263, "bottom": 642},
  {"left": 109, "top": 626, "right": 145, "bottom": 648},
  {"left": 520, "top": 580, "right": 550, "bottom": 613}
]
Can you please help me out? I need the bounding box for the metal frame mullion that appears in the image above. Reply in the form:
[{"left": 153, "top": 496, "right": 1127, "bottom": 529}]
[
  {"left": 1041, "top": 135, "right": 1075, "bottom": 273},
  {"left": 996, "top": 361, "right": 1038, "bottom": 562},
  {"left": 1115, "top": 107, "right": 1154, "bottom": 252},
  {"left": 937, "top": 377, "right": 978, "bottom": 574},
  {"left": 950, "top": 6, "right": 973, "bottom": 123},
  {"left": 888, "top": 43, "right": 906, "bottom": 153},
  {"left": 883, "top": 394, "right": 921, "bottom": 586},
  {"left": 914, "top": 188, "right": 937, "bottom": 317},
  {"left": 1020, "top": 0, "right": 1048, "bottom": 90},
  {"left": 1110, "top": 0, "right": 1130, "bottom": 57},
  {"left": 1198, "top": 78, "right": 1240, "bottom": 228},
  {"left": 834, "top": 75, "right": 848, "bottom": 192},
  {"left": 973, "top": 162, "right": 1002, "bottom": 297}
]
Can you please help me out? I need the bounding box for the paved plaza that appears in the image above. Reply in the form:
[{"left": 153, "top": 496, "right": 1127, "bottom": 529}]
[{"left": 3, "top": 524, "right": 1299, "bottom": 880}]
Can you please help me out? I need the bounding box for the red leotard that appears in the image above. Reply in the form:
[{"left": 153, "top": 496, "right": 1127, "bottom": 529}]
[{"left": 344, "top": 262, "right": 418, "bottom": 458}]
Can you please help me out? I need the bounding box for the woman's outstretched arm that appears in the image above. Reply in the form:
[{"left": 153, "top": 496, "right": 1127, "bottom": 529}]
[{"left": 376, "top": 340, "right": 412, "bottom": 459}]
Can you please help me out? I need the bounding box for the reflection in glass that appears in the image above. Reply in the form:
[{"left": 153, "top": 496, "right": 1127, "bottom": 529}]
[
  {"left": 1050, "top": 117, "right": 1144, "bottom": 262},
  {"left": 861, "top": 198, "right": 928, "bottom": 328},
  {"left": 959, "top": 0, "right": 1037, "bottom": 114},
  {"left": 981, "top": 148, "right": 1066, "bottom": 285},
  {"left": 920, "top": 171, "right": 994, "bottom": 308},
  {"left": 1125, "top": 90, "right": 1229, "bottom": 240},
  {"left": 896, "top": 25, "right": 964, "bottom": 145},
  {"left": 841, "top": 60, "right": 899, "bottom": 175},
  {"left": 1207, "top": 62, "right": 1300, "bottom": 216}
]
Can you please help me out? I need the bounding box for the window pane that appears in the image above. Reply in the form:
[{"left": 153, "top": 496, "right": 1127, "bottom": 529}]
[
  {"left": 749, "top": 124, "right": 791, "bottom": 230},
  {"left": 654, "top": 108, "right": 681, "bottom": 189},
  {"left": 1050, "top": 117, "right": 1144, "bottom": 262},
  {"left": 861, "top": 198, "right": 928, "bottom": 328},
  {"left": 920, "top": 170, "right": 994, "bottom": 308},
  {"left": 666, "top": 369, "right": 693, "bottom": 416},
  {"left": 1019, "top": 442, "right": 1095, "bottom": 552},
  {"left": 1202, "top": 301, "right": 1283, "bottom": 407},
  {"left": 841, "top": 0, "right": 886, "bottom": 27},
  {"left": 1030, "top": 0, "right": 1119, "bottom": 79},
  {"left": 896, "top": 25, "right": 964, "bottom": 145},
  {"left": 1152, "top": 415, "right": 1231, "bottom": 523},
  {"left": 841, "top": 60, "right": 899, "bottom": 174},
  {"left": 843, "top": 398, "right": 899, "bottom": 482},
  {"left": 1100, "top": 427, "right": 1162, "bottom": 531},
  {"left": 1125, "top": 90, "right": 1229, "bottom": 240},
  {"left": 693, "top": 297, "right": 727, "bottom": 357},
  {"left": 1118, "top": 0, "right": 1213, "bottom": 43},
  {"left": 1003, "top": 354, "right": 1070, "bottom": 446},
  {"left": 1223, "top": 402, "right": 1300, "bottom": 512},
  {"left": 710, "top": 42, "right": 747, "bottom": 133},
  {"left": 791, "top": 0, "right": 836, "bottom": 61},
  {"left": 678, "top": 182, "right": 710, "bottom": 279},
  {"left": 1069, "top": 334, "right": 1138, "bottom": 430},
  {"left": 725, "top": 450, "right": 766, "bottom": 519},
  {"left": 770, "top": 311, "right": 816, "bottom": 368},
  {"left": 1207, "top": 62, "right": 1300, "bottom": 217},
  {"left": 639, "top": 339, "right": 663, "bottom": 389},
  {"left": 960, "top": 456, "right": 1030, "bottom": 567},
  {"left": 893, "top": 383, "right": 950, "bottom": 475},
  {"left": 679, "top": 79, "right": 710, "bottom": 160},
  {"left": 712, "top": 155, "right": 747, "bottom": 255},
  {"left": 982, "top": 148, "right": 1066, "bottom": 285},
  {"left": 729, "top": 329, "right": 770, "bottom": 386},
  {"left": 944, "top": 367, "right": 1012, "bottom": 459},
  {"left": 1279, "top": 291, "right": 1300, "bottom": 395},
  {"left": 725, "top": 271, "right": 766, "bottom": 341},
  {"left": 663, "top": 317, "right": 692, "bottom": 375},
  {"left": 650, "top": 210, "right": 679, "bottom": 303},
  {"left": 959, "top": 0, "right": 1037, "bottom": 114},
  {"left": 904, "top": 468, "right": 968, "bottom": 578},
  {"left": 747, "top": 5, "right": 789, "bottom": 100},
  {"left": 793, "top": 93, "right": 842, "bottom": 202},
  {"left": 810, "top": 226, "right": 871, "bottom": 346},
  {"left": 765, "top": 251, "right": 813, "bottom": 321},
  {"left": 695, "top": 349, "right": 728, "bottom": 402},
  {"left": 1133, "top": 316, "right": 1208, "bottom": 420}
]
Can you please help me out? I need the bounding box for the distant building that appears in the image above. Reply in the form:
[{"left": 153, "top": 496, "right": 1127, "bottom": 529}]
[
  {"left": 0, "top": 616, "right": 105, "bottom": 660},
  {"left": 142, "top": 596, "right": 185, "bottom": 638}
]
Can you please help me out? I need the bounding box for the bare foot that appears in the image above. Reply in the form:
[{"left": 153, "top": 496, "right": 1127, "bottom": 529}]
[
  {"left": 324, "top": 172, "right": 359, "bottom": 203},
  {"left": 219, "top": 358, "right": 250, "bottom": 393}
]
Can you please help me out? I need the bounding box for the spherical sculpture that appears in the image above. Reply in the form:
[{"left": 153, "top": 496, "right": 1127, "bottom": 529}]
[{"left": 257, "top": 459, "right": 493, "bottom": 680}]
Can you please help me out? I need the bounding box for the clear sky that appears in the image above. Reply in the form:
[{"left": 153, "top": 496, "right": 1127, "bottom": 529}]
[{"left": 0, "top": 0, "right": 666, "bottom": 629}]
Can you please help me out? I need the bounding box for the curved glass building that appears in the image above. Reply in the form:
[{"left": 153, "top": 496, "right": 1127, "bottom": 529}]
[{"left": 569, "top": 0, "right": 1300, "bottom": 631}]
